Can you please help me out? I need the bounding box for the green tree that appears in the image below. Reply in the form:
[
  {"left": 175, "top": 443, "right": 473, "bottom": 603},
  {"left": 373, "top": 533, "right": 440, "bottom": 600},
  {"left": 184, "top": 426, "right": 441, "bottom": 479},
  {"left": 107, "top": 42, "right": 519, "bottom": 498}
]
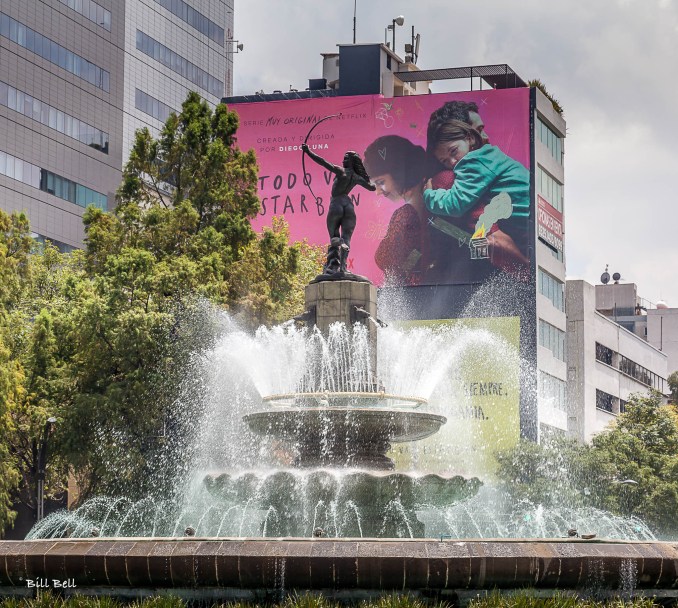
[
  {"left": 1, "top": 221, "right": 80, "bottom": 531},
  {"left": 495, "top": 435, "right": 592, "bottom": 508},
  {"left": 0, "top": 93, "right": 322, "bottom": 530},
  {"left": 585, "top": 393, "right": 678, "bottom": 532},
  {"left": 0, "top": 211, "right": 72, "bottom": 533},
  {"left": 0, "top": 210, "right": 30, "bottom": 533},
  {"left": 56, "top": 92, "right": 321, "bottom": 500},
  {"left": 495, "top": 392, "right": 678, "bottom": 536}
]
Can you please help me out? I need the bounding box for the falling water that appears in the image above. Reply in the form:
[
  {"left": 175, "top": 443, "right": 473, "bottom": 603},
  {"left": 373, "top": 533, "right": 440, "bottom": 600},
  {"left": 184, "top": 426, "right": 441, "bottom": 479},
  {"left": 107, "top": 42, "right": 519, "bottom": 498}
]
[{"left": 26, "top": 306, "right": 658, "bottom": 541}]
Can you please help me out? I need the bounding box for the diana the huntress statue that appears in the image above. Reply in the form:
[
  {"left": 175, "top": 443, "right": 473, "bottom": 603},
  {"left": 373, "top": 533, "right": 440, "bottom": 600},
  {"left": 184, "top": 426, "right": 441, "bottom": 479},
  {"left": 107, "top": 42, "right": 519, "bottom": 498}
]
[{"left": 301, "top": 142, "right": 376, "bottom": 277}]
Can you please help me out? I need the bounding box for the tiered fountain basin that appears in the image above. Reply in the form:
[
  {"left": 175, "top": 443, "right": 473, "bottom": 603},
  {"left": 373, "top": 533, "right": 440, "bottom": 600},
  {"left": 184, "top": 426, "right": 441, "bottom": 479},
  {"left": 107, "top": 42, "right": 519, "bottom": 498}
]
[
  {"left": 203, "top": 469, "right": 481, "bottom": 538},
  {"left": 235, "top": 391, "right": 471, "bottom": 537},
  {"left": 244, "top": 391, "right": 446, "bottom": 469}
]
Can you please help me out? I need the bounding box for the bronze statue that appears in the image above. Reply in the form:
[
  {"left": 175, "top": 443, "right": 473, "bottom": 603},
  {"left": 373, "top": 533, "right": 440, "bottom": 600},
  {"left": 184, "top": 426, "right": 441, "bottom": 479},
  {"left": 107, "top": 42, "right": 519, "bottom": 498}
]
[{"left": 301, "top": 143, "right": 376, "bottom": 276}]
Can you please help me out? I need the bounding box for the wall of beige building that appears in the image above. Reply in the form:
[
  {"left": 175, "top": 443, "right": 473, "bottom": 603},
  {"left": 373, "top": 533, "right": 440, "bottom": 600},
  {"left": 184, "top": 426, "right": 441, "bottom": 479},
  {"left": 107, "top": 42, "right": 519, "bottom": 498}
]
[{"left": 533, "top": 89, "right": 568, "bottom": 438}]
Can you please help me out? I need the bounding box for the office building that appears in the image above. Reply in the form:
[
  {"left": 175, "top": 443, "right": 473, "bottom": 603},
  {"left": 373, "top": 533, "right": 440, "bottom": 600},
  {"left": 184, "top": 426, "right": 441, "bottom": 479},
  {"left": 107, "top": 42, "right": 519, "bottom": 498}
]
[
  {"left": 566, "top": 279, "right": 668, "bottom": 442},
  {"left": 0, "top": 0, "right": 233, "bottom": 250}
]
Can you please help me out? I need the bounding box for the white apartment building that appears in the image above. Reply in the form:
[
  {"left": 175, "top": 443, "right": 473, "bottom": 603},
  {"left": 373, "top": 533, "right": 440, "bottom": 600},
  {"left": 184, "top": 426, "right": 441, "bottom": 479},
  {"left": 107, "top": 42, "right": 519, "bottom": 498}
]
[{"left": 566, "top": 279, "right": 668, "bottom": 442}]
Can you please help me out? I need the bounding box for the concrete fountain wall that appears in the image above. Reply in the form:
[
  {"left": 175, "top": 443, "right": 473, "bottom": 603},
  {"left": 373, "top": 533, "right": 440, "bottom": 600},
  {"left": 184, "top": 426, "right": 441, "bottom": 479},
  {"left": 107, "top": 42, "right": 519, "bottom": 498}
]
[{"left": 2, "top": 538, "right": 678, "bottom": 601}]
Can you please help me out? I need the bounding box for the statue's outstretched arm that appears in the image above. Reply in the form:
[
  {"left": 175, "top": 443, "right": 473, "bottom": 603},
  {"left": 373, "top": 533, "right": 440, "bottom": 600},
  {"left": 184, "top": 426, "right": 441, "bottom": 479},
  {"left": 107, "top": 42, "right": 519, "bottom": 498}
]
[{"left": 302, "top": 143, "right": 340, "bottom": 174}]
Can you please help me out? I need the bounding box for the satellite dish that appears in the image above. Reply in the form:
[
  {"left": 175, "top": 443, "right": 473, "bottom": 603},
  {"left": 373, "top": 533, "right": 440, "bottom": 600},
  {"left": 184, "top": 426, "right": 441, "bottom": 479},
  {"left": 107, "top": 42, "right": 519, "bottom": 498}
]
[
  {"left": 601, "top": 272, "right": 610, "bottom": 285},
  {"left": 612, "top": 272, "right": 621, "bottom": 283}
]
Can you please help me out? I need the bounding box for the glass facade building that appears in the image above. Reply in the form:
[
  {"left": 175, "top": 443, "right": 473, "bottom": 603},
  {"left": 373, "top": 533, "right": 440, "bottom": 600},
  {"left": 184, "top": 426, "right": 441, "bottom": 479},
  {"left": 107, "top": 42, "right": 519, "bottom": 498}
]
[{"left": 0, "top": 0, "right": 233, "bottom": 250}]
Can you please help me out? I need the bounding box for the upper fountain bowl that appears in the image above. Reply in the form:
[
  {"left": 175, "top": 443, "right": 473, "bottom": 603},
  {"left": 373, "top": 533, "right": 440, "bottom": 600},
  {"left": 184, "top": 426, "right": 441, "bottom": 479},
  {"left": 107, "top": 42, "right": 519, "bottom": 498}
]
[{"left": 244, "top": 395, "right": 446, "bottom": 470}]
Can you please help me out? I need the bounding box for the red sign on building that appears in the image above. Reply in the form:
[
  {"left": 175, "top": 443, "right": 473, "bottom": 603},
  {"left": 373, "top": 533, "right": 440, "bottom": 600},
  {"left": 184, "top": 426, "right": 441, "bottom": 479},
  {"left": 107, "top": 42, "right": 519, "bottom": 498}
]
[{"left": 537, "top": 195, "right": 563, "bottom": 252}]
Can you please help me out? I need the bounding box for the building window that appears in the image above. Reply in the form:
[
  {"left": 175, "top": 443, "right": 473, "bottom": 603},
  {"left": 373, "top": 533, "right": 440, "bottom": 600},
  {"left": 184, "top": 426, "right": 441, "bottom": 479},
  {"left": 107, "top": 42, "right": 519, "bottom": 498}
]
[
  {"left": 620, "top": 399, "right": 628, "bottom": 414},
  {"left": 619, "top": 356, "right": 665, "bottom": 392},
  {"left": 539, "top": 371, "right": 566, "bottom": 411},
  {"left": 596, "top": 389, "right": 615, "bottom": 413},
  {"left": 0, "top": 13, "right": 109, "bottom": 92},
  {"left": 136, "top": 30, "right": 223, "bottom": 97},
  {"left": 152, "top": 0, "right": 224, "bottom": 45},
  {"left": 0, "top": 81, "right": 108, "bottom": 153},
  {"left": 58, "top": 0, "right": 111, "bottom": 31},
  {"left": 135, "top": 89, "right": 175, "bottom": 123},
  {"left": 538, "top": 268, "right": 564, "bottom": 311},
  {"left": 595, "top": 342, "right": 614, "bottom": 366},
  {"left": 31, "top": 232, "right": 75, "bottom": 253},
  {"left": 537, "top": 166, "right": 563, "bottom": 212},
  {"left": 0, "top": 150, "right": 107, "bottom": 210},
  {"left": 538, "top": 319, "right": 566, "bottom": 361},
  {"left": 537, "top": 117, "right": 563, "bottom": 165}
]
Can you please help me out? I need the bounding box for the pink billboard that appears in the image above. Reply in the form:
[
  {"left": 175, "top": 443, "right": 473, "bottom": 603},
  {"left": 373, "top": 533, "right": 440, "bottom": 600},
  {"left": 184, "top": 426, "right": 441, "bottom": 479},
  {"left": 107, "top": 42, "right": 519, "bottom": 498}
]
[{"left": 230, "top": 88, "right": 532, "bottom": 286}]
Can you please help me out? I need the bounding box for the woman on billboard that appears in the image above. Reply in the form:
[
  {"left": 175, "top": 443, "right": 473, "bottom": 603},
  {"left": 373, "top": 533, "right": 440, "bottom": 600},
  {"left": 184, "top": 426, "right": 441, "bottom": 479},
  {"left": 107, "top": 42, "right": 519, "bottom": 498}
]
[{"left": 363, "top": 135, "right": 430, "bottom": 284}]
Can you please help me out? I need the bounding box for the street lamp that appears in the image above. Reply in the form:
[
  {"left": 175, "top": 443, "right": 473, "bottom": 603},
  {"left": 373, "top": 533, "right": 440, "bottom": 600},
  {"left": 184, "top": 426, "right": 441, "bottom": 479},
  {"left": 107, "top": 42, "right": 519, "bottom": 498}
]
[
  {"left": 36, "top": 417, "right": 57, "bottom": 521},
  {"left": 386, "top": 15, "right": 405, "bottom": 52}
]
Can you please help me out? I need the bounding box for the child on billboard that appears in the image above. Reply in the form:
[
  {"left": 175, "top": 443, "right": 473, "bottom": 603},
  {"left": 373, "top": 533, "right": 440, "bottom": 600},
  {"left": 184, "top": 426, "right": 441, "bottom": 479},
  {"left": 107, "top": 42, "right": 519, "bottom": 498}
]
[{"left": 423, "top": 108, "right": 531, "bottom": 282}]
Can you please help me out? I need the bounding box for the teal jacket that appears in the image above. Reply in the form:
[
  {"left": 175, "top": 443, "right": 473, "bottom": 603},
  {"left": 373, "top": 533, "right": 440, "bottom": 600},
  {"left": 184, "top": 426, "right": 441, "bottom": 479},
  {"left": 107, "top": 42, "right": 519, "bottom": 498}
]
[{"left": 424, "top": 145, "right": 530, "bottom": 221}]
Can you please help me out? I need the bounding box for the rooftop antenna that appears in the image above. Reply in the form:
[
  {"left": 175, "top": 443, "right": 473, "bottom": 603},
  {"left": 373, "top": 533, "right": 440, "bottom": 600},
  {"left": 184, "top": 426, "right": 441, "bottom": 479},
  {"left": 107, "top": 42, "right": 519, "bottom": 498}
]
[
  {"left": 353, "top": 0, "right": 357, "bottom": 44},
  {"left": 405, "top": 27, "right": 421, "bottom": 63},
  {"left": 600, "top": 264, "right": 610, "bottom": 285}
]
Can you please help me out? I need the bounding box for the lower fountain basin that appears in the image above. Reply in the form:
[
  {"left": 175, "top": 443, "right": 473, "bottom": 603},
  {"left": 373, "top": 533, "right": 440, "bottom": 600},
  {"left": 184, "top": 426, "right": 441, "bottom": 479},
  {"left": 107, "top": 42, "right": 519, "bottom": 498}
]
[
  {"left": 203, "top": 469, "right": 481, "bottom": 537},
  {"left": 244, "top": 407, "right": 447, "bottom": 469}
]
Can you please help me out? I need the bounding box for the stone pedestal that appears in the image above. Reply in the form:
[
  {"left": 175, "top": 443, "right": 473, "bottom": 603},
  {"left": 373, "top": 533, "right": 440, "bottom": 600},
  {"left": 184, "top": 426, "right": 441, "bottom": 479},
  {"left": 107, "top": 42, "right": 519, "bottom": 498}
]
[{"left": 305, "top": 280, "right": 378, "bottom": 380}]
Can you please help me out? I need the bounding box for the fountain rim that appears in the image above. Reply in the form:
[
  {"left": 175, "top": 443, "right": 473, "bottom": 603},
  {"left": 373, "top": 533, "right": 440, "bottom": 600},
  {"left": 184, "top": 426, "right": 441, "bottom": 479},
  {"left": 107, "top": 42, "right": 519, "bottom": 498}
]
[
  {"left": 262, "top": 391, "right": 428, "bottom": 408},
  {"left": 3, "top": 536, "right": 665, "bottom": 544}
]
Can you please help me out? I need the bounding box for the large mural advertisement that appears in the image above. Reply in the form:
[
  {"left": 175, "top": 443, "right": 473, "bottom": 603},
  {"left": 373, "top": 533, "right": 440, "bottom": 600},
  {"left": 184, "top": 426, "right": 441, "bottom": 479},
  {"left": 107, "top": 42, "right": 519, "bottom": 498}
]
[{"left": 230, "top": 88, "right": 532, "bottom": 287}]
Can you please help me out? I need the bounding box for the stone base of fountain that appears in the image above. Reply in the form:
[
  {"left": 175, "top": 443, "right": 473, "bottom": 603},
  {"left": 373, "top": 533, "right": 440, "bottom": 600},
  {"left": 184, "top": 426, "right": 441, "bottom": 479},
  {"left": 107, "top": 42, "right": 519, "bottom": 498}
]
[{"left": 2, "top": 538, "right": 678, "bottom": 601}]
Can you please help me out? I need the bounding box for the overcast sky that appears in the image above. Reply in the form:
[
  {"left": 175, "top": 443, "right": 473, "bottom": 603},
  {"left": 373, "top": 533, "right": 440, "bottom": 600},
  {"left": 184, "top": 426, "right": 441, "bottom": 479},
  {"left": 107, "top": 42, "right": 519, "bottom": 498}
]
[{"left": 233, "top": 0, "right": 678, "bottom": 306}]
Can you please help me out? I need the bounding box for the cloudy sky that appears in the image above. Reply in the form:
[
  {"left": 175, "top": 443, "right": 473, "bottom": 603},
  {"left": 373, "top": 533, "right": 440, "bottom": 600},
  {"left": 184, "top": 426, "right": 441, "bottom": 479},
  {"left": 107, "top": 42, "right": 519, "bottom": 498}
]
[{"left": 233, "top": 0, "right": 678, "bottom": 306}]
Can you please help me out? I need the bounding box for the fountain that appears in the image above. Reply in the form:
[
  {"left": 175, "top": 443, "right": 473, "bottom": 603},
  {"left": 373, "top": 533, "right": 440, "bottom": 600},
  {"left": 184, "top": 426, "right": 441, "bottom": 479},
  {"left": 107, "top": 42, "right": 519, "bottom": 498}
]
[
  {"left": 2, "top": 161, "right": 678, "bottom": 602},
  {"left": 4, "top": 267, "right": 677, "bottom": 602},
  {"left": 190, "top": 276, "right": 478, "bottom": 539}
]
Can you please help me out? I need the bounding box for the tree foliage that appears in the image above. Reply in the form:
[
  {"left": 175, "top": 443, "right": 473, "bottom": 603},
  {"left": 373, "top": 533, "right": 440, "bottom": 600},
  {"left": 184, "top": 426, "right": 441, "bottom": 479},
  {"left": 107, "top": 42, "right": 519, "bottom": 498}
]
[
  {"left": 0, "top": 93, "right": 323, "bottom": 533},
  {"left": 0, "top": 213, "right": 74, "bottom": 534},
  {"left": 61, "top": 92, "right": 320, "bottom": 498},
  {"left": 528, "top": 79, "right": 564, "bottom": 116},
  {"left": 0, "top": 211, "right": 30, "bottom": 533},
  {"left": 495, "top": 392, "right": 678, "bottom": 536}
]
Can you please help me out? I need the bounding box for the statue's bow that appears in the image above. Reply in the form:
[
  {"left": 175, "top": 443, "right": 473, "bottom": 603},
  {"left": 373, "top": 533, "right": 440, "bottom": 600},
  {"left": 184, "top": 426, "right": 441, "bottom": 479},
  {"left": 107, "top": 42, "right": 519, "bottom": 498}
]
[{"left": 301, "top": 113, "right": 342, "bottom": 203}]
